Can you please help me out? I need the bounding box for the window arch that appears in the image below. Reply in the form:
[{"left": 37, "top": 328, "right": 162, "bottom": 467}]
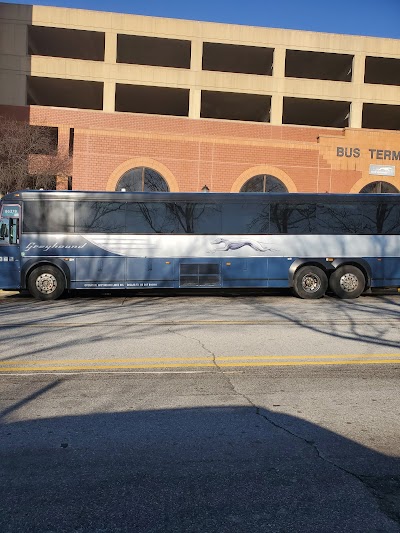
[
  {"left": 240, "top": 174, "right": 288, "bottom": 193},
  {"left": 116, "top": 167, "right": 169, "bottom": 192},
  {"left": 359, "top": 181, "right": 399, "bottom": 194}
]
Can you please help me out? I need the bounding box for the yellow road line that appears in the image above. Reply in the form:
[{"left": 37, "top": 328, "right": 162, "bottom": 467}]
[
  {"left": 0, "top": 359, "right": 399, "bottom": 372},
  {"left": 1, "top": 353, "right": 399, "bottom": 366}
]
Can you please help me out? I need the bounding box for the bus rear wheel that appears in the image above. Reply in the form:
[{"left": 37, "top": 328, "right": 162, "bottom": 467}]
[
  {"left": 28, "top": 265, "right": 65, "bottom": 301},
  {"left": 329, "top": 265, "right": 365, "bottom": 299},
  {"left": 293, "top": 266, "right": 328, "bottom": 299}
]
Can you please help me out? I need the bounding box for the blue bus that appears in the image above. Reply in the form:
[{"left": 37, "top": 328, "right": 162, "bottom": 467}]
[{"left": 0, "top": 190, "right": 399, "bottom": 300}]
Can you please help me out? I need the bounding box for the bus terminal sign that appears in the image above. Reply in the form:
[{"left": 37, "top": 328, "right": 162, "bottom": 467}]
[{"left": 336, "top": 147, "right": 400, "bottom": 161}]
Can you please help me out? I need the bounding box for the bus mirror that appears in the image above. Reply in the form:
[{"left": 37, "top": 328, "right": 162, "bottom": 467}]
[{"left": 0, "top": 223, "right": 8, "bottom": 240}]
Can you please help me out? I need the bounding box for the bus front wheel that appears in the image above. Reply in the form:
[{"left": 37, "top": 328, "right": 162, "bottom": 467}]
[
  {"left": 329, "top": 265, "right": 365, "bottom": 299},
  {"left": 28, "top": 265, "right": 65, "bottom": 301},
  {"left": 293, "top": 266, "right": 328, "bottom": 299}
]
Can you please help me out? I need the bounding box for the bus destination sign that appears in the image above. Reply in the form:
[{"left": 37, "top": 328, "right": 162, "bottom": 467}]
[{"left": 1, "top": 205, "right": 20, "bottom": 218}]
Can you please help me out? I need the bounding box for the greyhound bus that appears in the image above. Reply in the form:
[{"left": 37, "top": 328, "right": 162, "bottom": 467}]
[{"left": 0, "top": 190, "right": 399, "bottom": 300}]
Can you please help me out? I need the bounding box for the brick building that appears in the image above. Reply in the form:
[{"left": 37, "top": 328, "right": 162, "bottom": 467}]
[{"left": 0, "top": 2, "right": 399, "bottom": 194}]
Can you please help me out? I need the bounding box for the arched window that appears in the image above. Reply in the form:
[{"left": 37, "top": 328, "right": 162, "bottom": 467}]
[
  {"left": 116, "top": 167, "right": 169, "bottom": 192},
  {"left": 359, "top": 181, "right": 399, "bottom": 194},
  {"left": 240, "top": 174, "right": 288, "bottom": 193}
]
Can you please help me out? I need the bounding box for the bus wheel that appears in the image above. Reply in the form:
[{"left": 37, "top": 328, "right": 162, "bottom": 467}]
[
  {"left": 293, "top": 266, "right": 328, "bottom": 299},
  {"left": 28, "top": 265, "right": 65, "bottom": 301},
  {"left": 329, "top": 265, "right": 365, "bottom": 299}
]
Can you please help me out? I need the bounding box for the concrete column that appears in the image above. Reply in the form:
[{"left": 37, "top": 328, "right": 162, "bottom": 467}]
[
  {"left": 269, "top": 47, "right": 286, "bottom": 125},
  {"left": 103, "top": 81, "right": 116, "bottom": 113},
  {"left": 348, "top": 54, "right": 366, "bottom": 128},
  {"left": 272, "top": 46, "right": 286, "bottom": 79},
  {"left": 189, "top": 89, "right": 201, "bottom": 119},
  {"left": 189, "top": 39, "right": 203, "bottom": 119},
  {"left": 352, "top": 53, "right": 366, "bottom": 84},
  {"left": 349, "top": 100, "right": 363, "bottom": 129},
  {"left": 270, "top": 94, "right": 283, "bottom": 125},
  {"left": 104, "top": 32, "right": 117, "bottom": 64},
  {"left": 190, "top": 38, "right": 203, "bottom": 71}
]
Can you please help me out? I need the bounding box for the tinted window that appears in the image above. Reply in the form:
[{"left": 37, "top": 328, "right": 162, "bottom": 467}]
[
  {"left": 317, "top": 203, "right": 366, "bottom": 234},
  {"left": 75, "top": 202, "right": 126, "bottom": 233},
  {"left": 222, "top": 203, "right": 269, "bottom": 234},
  {"left": 170, "top": 203, "right": 221, "bottom": 234},
  {"left": 125, "top": 202, "right": 222, "bottom": 234},
  {"left": 363, "top": 201, "right": 400, "bottom": 234},
  {"left": 126, "top": 202, "right": 176, "bottom": 233},
  {"left": 270, "top": 203, "right": 316, "bottom": 234},
  {"left": 23, "top": 200, "right": 74, "bottom": 233}
]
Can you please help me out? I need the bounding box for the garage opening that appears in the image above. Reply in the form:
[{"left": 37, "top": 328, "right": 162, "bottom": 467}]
[
  {"left": 115, "top": 84, "right": 189, "bottom": 116},
  {"left": 201, "top": 91, "right": 271, "bottom": 122},
  {"left": 28, "top": 25, "right": 104, "bottom": 61},
  {"left": 202, "top": 42, "right": 273, "bottom": 75},
  {"left": 364, "top": 56, "right": 400, "bottom": 86},
  {"left": 285, "top": 50, "right": 353, "bottom": 82},
  {"left": 27, "top": 76, "right": 103, "bottom": 110},
  {"left": 117, "top": 34, "right": 191, "bottom": 69},
  {"left": 362, "top": 103, "right": 400, "bottom": 130},
  {"left": 283, "top": 97, "right": 350, "bottom": 128}
]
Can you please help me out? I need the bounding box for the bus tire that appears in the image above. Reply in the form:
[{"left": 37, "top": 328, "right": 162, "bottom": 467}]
[
  {"left": 293, "top": 265, "right": 328, "bottom": 299},
  {"left": 27, "top": 265, "right": 65, "bottom": 301},
  {"left": 329, "top": 265, "right": 365, "bottom": 299}
]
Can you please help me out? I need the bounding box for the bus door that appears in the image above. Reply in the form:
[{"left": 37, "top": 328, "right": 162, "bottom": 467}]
[{"left": 0, "top": 205, "right": 21, "bottom": 289}]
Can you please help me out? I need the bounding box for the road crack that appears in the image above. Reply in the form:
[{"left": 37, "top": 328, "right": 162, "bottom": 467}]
[
  {"left": 167, "top": 327, "right": 220, "bottom": 369},
  {"left": 167, "top": 327, "right": 400, "bottom": 528},
  {"left": 223, "top": 373, "right": 400, "bottom": 528}
]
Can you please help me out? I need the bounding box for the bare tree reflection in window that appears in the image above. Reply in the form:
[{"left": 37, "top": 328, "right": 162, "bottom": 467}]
[
  {"left": 241, "top": 175, "right": 288, "bottom": 193},
  {"left": 317, "top": 204, "right": 366, "bottom": 234},
  {"left": 131, "top": 203, "right": 176, "bottom": 233},
  {"left": 131, "top": 202, "right": 221, "bottom": 234},
  {"left": 270, "top": 204, "right": 316, "bottom": 234},
  {"left": 166, "top": 203, "right": 222, "bottom": 233},
  {"left": 363, "top": 202, "right": 400, "bottom": 234},
  {"left": 75, "top": 202, "right": 126, "bottom": 232},
  {"left": 247, "top": 205, "right": 270, "bottom": 233},
  {"left": 116, "top": 167, "right": 169, "bottom": 192},
  {"left": 358, "top": 181, "right": 399, "bottom": 234},
  {"left": 166, "top": 203, "right": 199, "bottom": 233}
]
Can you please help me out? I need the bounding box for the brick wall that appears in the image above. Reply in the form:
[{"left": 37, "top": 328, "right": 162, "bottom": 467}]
[{"left": 1, "top": 104, "right": 399, "bottom": 193}]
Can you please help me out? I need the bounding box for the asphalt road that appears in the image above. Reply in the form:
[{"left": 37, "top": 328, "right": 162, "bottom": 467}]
[{"left": 0, "top": 291, "right": 399, "bottom": 532}]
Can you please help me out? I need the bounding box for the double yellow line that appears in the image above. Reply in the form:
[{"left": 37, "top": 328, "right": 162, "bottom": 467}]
[{"left": 0, "top": 353, "right": 399, "bottom": 372}]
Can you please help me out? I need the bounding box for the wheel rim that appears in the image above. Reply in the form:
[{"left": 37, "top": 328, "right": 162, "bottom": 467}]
[
  {"left": 339, "top": 273, "right": 359, "bottom": 293},
  {"left": 35, "top": 273, "right": 58, "bottom": 295},
  {"left": 301, "top": 273, "right": 321, "bottom": 293}
]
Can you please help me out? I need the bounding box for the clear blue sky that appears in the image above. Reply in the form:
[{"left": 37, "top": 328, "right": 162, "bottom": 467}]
[{"left": 7, "top": 0, "right": 400, "bottom": 39}]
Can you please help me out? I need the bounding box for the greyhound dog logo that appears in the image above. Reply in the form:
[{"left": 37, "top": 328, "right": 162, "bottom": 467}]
[{"left": 210, "top": 238, "right": 275, "bottom": 253}]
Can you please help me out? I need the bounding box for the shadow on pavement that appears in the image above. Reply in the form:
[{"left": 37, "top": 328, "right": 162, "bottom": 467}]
[{"left": 0, "top": 381, "right": 399, "bottom": 533}]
